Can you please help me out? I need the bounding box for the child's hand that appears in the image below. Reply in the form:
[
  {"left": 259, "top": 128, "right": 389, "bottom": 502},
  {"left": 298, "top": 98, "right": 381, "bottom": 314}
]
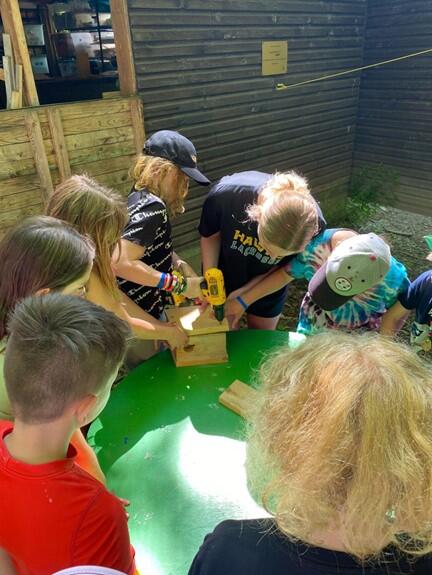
[
  {"left": 184, "top": 276, "right": 204, "bottom": 299},
  {"left": 225, "top": 295, "right": 247, "bottom": 330},
  {"left": 165, "top": 323, "right": 188, "bottom": 350}
]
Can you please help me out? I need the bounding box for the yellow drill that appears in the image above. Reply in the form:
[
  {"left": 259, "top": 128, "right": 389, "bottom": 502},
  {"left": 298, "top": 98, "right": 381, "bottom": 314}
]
[{"left": 200, "top": 268, "right": 226, "bottom": 322}]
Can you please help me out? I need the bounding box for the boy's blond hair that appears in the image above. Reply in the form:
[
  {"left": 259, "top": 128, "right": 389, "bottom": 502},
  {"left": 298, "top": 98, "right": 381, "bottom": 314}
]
[
  {"left": 131, "top": 154, "right": 189, "bottom": 217},
  {"left": 247, "top": 172, "right": 318, "bottom": 252},
  {"left": 247, "top": 332, "right": 432, "bottom": 560}
]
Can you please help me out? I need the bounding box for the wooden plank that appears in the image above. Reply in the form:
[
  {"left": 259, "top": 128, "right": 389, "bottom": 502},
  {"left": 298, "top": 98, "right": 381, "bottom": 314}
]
[
  {"left": 130, "top": 97, "right": 145, "bottom": 154},
  {"left": 219, "top": 380, "right": 257, "bottom": 419},
  {"left": 0, "top": 0, "right": 39, "bottom": 106},
  {"left": 0, "top": 68, "right": 4, "bottom": 82},
  {"left": 166, "top": 305, "right": 229, "bottom": 336},
  {"left": 110, "top": 0, "right": 137, "bottom": 96},
  {"left": 47, "top": 108, "right": 71, "bottom": 181},
  {"left": 61, "top": 111, "right": 133, "bottom": 136},
  {"left": 68, "top": 141, "right": 136, "bottom": 166},
  {"left": 2, "top": 56, "right": 13, "bottom": 109},
  {"left": 64, "top": 126, "right": 134, "bottom": 151},
  {"left": 13, "top": 63, "right": 23, "bottom": 108},
  {"left": 172, "top": 332, "right": 228, "bottom": 367},
  {"left": 25, "top": 111, "right": 53, "bottom": 202}
]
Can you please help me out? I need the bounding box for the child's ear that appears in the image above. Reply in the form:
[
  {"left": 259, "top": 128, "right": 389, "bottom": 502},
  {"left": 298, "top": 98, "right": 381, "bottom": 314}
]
[
  {"left": 35, "top": 287, "right": 51, "bottom": 296},
  {"left": 74, "top": 395, "right": 98, "bottom": 427}
]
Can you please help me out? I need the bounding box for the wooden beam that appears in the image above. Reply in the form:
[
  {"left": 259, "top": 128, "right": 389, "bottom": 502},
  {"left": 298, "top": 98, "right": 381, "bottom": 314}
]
[
  {"left": 25, "top": 111, "right": 53, "bottom": 202},
  {"left": 0, "top": 68, "right": 4, "bottom": 82},
  {"left": 47, "top": 108, "right": 71, "bottom": 181},
  {"left": 130, "top": 97, "right": 145, "bottom": 154},
  {"left": 2, "top": 56, "right": 13, "bottom": 108},
  {"left": 0, "top": 0, "right": 39, "bottom": 106},
  {"left": 110, "top": 0, "right": 137, "bottom": 96},
  {"left": 219, "top": 380, "right": 257, "bottom": 419}
]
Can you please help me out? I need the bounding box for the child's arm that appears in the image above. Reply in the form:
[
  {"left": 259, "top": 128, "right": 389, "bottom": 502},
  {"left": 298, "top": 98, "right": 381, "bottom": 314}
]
[
  {"left": 380, "top": 301, "right": 410, "bottom": 336},
  {"left": 87, "top": 273, "right": 188, "bottom": 349},
  {"left": 113, "top": 239, "right": 161, "bottom": 287},
  {"left": 201, "top": 232, "right": 222, "bottom": 272},
  {"left": 225, "top": 268, "right": 293, "bottom": 328},
  {"left": 72, "top": 429, "right": 105, "bottom": 484}
]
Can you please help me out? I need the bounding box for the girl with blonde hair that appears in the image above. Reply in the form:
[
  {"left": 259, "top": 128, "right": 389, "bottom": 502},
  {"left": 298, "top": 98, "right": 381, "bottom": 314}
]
[
  {"left": 199, "top": 170, "right": 326, "bottom": 330},
  {"left": 114, "top": 130, "right": 210, "bottom": 319},
  {"left": 190, "top": 332, "right": 432, "bottom": 574},
  {"left": 46, "top": 174, "right": 188, "bottom": 355}
]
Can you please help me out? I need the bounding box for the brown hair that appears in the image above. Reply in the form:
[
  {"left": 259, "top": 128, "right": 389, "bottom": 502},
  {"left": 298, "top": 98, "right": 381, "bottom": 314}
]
[
  {"left": 46, "top": 175, "right": 128, "bottom": 294},
  {"left": 247, "top": 332, "right": 432, "bottom": 560},
  {"left": 5, "top": 293, "right": 130, "bottom": 423},
  {"left": 0, "top": 215, "right": 94, "bottom": 341},
  {"left": 131, "top": 154, "right": 189, "bottom": 217},
  {"left": 247, "top": 172, "right": 318, "bottom": 253}
]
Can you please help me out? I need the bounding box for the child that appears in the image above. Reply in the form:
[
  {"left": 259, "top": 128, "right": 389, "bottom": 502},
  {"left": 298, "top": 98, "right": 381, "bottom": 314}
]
[
  {"left": 114, "top": 130, "right": 210, "bottom": 319},
  {"left": 0, "top": 293, "right": 135, "bottom": 574},
  {"left": 230, "top": 229, "right": 409, "bottom": 334},
  {"left": 200, "top": 171, "right": 326, "bottom": 329},
  {"left": 189, "top": 332, "right": 432, "bottom": 574},
  {"left": 0, "top": 215, "right": 104, "bottom": 483},
  {"left": 46, "top": 174, "right": 188, "bottom": 357},
  {"left": 381, "top": 235, "right": 432, "bottom": 353}
]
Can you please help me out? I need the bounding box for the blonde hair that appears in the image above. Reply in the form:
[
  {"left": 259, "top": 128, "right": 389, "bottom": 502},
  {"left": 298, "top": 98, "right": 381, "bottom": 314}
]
[
  {"left": 247, "top": 332, "right": 432, "bottom": 560},
  {"left": 131, "top": 153, "right": 189, "bottom": 217},
  {"left": 247, "top": 172, "right": 318, "bottom": 252},
  {"left": 45, "top": 175, "right": 128, "bottom": 294}
]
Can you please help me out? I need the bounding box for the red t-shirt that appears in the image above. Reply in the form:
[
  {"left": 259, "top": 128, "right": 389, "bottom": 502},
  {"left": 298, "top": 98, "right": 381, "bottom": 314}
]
[{"left": 0, "top": 421, "right": 135, "bottom": 575}]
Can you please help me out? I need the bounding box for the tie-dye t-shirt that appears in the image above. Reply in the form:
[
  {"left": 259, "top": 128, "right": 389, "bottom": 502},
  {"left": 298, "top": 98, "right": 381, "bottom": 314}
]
[{"left": 284, "top": 229, "right": 410, "bottom": 336}]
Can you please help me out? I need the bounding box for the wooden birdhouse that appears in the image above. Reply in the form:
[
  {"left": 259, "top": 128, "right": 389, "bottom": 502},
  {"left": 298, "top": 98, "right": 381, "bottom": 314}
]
[{"left": 165, "top": 305, "right": 229, "bottom": 367}]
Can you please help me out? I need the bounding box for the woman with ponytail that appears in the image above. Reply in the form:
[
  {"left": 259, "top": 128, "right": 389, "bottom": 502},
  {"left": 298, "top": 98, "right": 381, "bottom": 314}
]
[{"left": 199, "top": 171, "right": 326, "bottom": 329}]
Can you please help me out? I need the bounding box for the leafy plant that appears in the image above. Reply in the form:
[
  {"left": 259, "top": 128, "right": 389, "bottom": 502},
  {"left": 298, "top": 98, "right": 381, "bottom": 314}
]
[{"left": 324, "top": 164, "right": 399, "bottom": 228}]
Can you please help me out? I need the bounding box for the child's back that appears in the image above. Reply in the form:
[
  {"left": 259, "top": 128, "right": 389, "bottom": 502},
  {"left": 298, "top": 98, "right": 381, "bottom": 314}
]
[{"left": 0, "top": 293, "right": 134, "bottom": 575}]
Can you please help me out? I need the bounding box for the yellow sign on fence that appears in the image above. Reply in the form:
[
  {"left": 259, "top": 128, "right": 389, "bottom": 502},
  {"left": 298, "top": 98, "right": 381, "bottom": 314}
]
[{"left": 262, "top": 40, "right": 288, "bottom": 76}]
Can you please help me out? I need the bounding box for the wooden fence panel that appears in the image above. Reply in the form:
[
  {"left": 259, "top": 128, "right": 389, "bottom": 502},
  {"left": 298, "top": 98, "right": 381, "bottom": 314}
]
[
  {"left": 353, "top": 0, "right": 432, "bottom": 216},
  {"left": 127, "top": 0, "right": 368, "bottom": 250},
  {"left": 0, "top": 95, "right": 144, "bottom": 237}
]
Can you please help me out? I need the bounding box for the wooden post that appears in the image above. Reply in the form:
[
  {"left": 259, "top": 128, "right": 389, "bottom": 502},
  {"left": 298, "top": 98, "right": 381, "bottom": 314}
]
[
  {"left": 110, "top": 0, "right": 137, "bottom": 96},
  {"left": 130, "top": 97, "right": 145, "bottom": 154},
  {"left": 47, "top": 108, "right": 71, "bottom": 182},
  {"left": 0, "top": 0, "right": 39, "bottom": 107},
  {"left": 25, "top": 111, "right": 53, "bottom": 202}
]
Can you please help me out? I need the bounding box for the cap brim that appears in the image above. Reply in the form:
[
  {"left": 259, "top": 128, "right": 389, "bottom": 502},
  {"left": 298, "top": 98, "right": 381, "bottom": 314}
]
[
  {"left": 308, "top": 263, "right": 353, "bottom": 311},
  {"left": 181, "top": 166, "right": 211, "bottom": 186}
]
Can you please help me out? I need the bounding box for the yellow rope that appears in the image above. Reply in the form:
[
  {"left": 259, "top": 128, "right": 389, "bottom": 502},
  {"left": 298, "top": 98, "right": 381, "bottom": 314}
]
[{"left": 276, "top": 47, "right": 432, "bottom": 91}]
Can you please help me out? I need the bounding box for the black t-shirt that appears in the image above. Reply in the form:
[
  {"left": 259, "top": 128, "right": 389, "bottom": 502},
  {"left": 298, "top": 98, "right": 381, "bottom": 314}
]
[
  {"left": 117, "top": 188, "right": 173, "bottom": 319},
  {"left": 198, "top": 171, "right": 326, "bottom": 296},
  {"left": 189, "top": 519, "right": 432, "bottom": 575}
]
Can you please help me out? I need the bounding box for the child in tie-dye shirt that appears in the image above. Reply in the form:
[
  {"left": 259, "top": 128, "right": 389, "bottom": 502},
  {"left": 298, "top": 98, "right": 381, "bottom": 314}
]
[{"left": 284, "top": 229, "right": 409, "bottom": 336}]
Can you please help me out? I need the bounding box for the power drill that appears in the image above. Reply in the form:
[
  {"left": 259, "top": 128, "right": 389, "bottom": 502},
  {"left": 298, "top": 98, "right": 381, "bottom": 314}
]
[{"left": 200, "top": 268, "right": 226, "bottom": 322}]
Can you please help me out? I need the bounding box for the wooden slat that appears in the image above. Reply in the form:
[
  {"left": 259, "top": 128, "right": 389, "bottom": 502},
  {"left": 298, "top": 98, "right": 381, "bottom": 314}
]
[
  {"left": 47, "top": 108, "right": 71, "bottom": 181},
  {"left": 25, "top": 111, "right": 53, "bottom": 202},
  {"left": 110, "top": 0, "right": 137, "bottom": 96},
  {"left": 0, "top": 0, "right": 39, "bottom": 106},
  {"left": 219, "top": 380, "right": 257, "bottom": 419},
  {"left": 130, "top": 97, "right": 145, "bottom": 154}
]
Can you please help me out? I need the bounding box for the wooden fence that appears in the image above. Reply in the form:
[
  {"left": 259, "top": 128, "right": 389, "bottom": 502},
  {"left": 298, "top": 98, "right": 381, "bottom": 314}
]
[{"left": 0, "top": 95, "right": 144, "bottom": 236}]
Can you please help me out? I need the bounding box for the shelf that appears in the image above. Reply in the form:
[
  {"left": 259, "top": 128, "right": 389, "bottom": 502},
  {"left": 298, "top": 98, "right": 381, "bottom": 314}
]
[{"left": 57, "top": 26, "right": 113, "bottom": 32}]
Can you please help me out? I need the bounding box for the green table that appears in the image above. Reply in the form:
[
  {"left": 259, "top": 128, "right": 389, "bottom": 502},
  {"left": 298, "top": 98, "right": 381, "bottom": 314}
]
[{"left": 89, "top": 330, "right": 304, "bottom": 575}]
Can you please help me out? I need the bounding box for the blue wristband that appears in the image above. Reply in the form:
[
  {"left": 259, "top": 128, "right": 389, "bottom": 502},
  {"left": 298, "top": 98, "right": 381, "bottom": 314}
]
[
  {"left": 236, "top": 295, "right": 248, "bottom": 310},
  {"left": 157, "top": 273, "right": 166, "bottom": 289}
]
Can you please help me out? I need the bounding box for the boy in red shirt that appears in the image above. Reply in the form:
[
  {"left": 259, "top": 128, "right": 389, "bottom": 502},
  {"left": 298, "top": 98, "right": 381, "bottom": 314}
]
[{"left": 0, "top": 293, "right": 135, "bottom": 575}]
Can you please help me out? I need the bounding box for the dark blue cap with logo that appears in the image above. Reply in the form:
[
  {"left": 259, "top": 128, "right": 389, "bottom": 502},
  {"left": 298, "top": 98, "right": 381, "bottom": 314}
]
[{"left": 144, "top": 130, "right": 210, "bottom": 186}]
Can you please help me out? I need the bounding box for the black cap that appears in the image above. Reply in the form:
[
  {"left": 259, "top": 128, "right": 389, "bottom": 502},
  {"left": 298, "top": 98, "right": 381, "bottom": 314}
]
[{"left": 144, "top": 130, "right": 210, "bottom": 186}]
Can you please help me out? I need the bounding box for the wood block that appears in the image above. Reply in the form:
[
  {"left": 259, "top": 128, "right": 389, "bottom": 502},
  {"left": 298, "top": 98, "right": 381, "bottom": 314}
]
[
  {"left": 219, "top": 380, "right": 258, "bottom": 419},
  {"left": 166, "top": 305, "right": 229, "bottom": 367},
  {"left": 173, "top": 332, "right": 228, "bottom": 367},
  {"left": 166, "top": 305, "right": 229, "bottom": 336}
]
